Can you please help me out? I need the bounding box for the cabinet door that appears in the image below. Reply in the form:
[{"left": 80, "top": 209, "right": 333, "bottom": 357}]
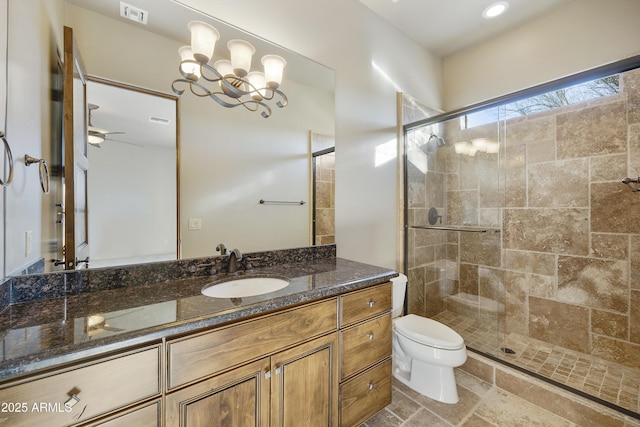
[
  {"left": 165, "top": 358, "right": 270, "bottom": 427},
  {"left": 271, "top": 332, "right": 339, "bottom": 427}
]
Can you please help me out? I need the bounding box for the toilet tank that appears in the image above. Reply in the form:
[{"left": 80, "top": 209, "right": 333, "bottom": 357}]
[{"left": 390, "top": 273, "right": 408, "bottom": 318}]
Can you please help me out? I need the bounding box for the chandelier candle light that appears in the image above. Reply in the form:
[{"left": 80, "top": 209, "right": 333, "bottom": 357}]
[{"left": 172, "top": 20, "right": 288, "bottom": 118}]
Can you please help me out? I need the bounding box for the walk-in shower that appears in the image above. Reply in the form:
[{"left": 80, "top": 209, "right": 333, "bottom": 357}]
[{"left": 403, "top": 55, "right": 640, "bottom": 418}]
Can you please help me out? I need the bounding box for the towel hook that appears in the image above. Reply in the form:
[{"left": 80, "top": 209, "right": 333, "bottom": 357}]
[
  {"left": 0, "top": 131, "right": 14, "bottom": 187},
  {"left": 25, "top": 154, "right": 50, "bottom": 194}
]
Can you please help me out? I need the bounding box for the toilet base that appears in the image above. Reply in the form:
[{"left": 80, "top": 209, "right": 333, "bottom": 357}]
[{"left": 392, "top": 357, "right": 460, "bottom": 404}]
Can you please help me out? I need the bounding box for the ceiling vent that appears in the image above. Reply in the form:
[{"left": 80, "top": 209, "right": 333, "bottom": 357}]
[
  {"left": 149, "top": 116, "right": 170, "bottom": 125},
  {"left": 120, "top": 1, "right": 148, "bottom": 25}
]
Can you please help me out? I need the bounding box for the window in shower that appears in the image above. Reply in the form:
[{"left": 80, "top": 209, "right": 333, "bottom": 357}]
[
  {"left": 403, "top": 56, "right": 640, "bottom": 417},
  {"left": 461, "top": 75, "right": 621, "bottom": 129}
]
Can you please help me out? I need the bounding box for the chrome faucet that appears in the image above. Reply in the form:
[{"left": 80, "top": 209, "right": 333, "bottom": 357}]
[
  {"left": 228, "top": 249, "right": 243, "bottom": 274},
  {"left": 216, "top": 243, "right": 227, "bottom": 255}
]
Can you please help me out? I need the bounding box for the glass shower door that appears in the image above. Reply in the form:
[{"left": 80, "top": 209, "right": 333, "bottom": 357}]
[{"left": 404, "top": 105, "right": 506, "bottom": 359}]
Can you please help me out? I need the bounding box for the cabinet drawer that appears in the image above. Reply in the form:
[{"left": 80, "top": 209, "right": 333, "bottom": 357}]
[
  {"left": 0, "top": 345, "right": 161, "bottom": 427},
  {"left": 89, "top": 400, "right": 160, "bottom": 427},
  {"left": 340, "top": 313, "right": 391, "bottom": 379},
  {"left": 340, "top": 283, "right": 391, "bottom": 326},
  {"left": 340, "top": 359, "right": 392, "bottom": 427},
  {"left": 167, "top": 298, "right": 337, "bottom": 389}
]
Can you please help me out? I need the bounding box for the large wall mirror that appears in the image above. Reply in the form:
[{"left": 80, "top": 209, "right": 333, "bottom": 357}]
[{"left": 3, "top": 0, "right": 335, "bottom": 277}]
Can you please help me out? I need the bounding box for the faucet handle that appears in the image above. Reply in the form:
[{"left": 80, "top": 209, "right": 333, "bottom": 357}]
[{"left": 241, "top": 258, "right": 254, "bottom": 271}]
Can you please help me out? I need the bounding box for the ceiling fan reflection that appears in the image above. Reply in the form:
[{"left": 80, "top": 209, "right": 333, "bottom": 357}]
[{"left": 88, "top": 103, "right": 143, "bottom": 148}]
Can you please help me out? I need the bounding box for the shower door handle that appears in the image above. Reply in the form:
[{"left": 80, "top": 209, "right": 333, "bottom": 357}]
[{"left": 621, "top": 176, "right": 640, "bottom": 191}]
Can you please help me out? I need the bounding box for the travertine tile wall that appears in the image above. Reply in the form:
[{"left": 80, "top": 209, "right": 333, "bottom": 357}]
[
  {"left": 406, "top": 68, "right": 640, "bottom": 370},
  {"left": 314, "top": 152, "right": 335, "bottom": 244},
  {"left": 311, "top": 132, "right": 335, "bottom": 245},
  {"left": 501, "top": 69, "right": 640, "bottom": 369}
]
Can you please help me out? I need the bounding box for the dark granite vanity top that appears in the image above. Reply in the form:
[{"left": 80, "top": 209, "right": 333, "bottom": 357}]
[{"left": 0, "top": 248, "right": 397, "bottom": 382}]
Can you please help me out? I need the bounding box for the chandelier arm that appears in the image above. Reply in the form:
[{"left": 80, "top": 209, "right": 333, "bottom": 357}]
[
  {"left": 188, "top": 81, "right": 251, "bottom": 109},
  {"left": 273, "top": 89, "right": 288, "bottom": 108},
  {"left": 197, "top": 62, "right": 223, "bottom": 82},
  {"left": 171, "top": 79, "right": 189, "bottom": 96},
  {"left": 238, "top": 99, "right": 272, "bottom": 118},
  {"left": 254, "top": 88, "right": 287, "bottom": 109}
]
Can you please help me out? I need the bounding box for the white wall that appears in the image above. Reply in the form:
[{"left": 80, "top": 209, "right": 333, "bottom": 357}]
[
  {"left": 443, "top": 0, "right": 640, "bottom": 110},
  {"left": 4, "top": 0, "right": 63, "bottom": 275},
  {"left": 178, "top": 0, "right": 443, "bottom": 269},
  {"left": 87, "top": 142, "right": 176, "bottom": 265}
]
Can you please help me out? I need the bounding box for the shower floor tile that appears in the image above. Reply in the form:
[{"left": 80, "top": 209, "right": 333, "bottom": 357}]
[{"left": 433, "top": 310, "right": 640, "bottom": 415}]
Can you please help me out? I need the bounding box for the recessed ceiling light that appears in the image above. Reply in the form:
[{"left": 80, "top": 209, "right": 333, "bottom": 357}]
[{"left": 482, "top": 1, "right": 509, "bottom": 19}]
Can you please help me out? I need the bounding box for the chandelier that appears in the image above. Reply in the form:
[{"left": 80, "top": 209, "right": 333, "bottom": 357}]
[{"left": 171, "top": 21, "right": 288, "bottom": 118}]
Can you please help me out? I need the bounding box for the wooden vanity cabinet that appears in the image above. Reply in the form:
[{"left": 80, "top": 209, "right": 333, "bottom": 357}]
[
  {"left": 0, "top": 281, "right": 393, "bottom": 427},
  {"left": 338, "top": 282, "right": 393, "bottom": 427},
  {"left": 165, "top": 333, "right": 340, "bottom": 427},
  {"left": 165, "top": 299, "right": 340, "bottom": 427}
]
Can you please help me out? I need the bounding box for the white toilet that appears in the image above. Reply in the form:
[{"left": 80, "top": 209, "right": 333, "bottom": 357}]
[{"left": 391, "top": 274, "right": 467, "bottom": 404}]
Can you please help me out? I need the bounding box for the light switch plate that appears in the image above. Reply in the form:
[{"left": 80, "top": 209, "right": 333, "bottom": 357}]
[{"left": 188, "top": 218, "right": 202, "bottom": 231}]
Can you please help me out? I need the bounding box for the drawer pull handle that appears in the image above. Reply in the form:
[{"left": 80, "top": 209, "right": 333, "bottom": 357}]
[
  {"left": 368, "top": 383, "right": 375, "bottom": 391},
  {"left": 264, "top": 370, "right": 271, "bottom": 380},
  {"left": 368, "top": 333, "right": 374, "bottom": 341},
  {"left": 368, "top": 301, "right": 375, "bottom": 308},
  {"left": 65, "top": 394, "right": 81, "bottom": 408},
  {"left": 275, "top": 366, "right": 283, "bottom": 375}
]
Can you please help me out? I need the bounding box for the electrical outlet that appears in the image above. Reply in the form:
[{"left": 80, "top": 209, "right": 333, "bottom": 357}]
[{"left": 188, "top": 218, "right": 202, "bottom": 231}]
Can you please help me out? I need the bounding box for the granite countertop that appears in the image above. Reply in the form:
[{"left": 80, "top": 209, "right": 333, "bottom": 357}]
[{"left": 0, "top": 256, "right": 397, "bottom": 382}]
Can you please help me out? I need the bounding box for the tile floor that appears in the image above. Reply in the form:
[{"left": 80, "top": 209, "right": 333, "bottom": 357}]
[
  {"left": 434, "top": 310, "right": 640, "bottom": 414},
  {"left": 362, "top": 371, "right": 640, "bottom": 427}
]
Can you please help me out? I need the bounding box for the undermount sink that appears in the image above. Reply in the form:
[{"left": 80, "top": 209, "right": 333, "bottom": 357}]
[{"left": 201, "top": 276, "right": 291, "bottom": 298}]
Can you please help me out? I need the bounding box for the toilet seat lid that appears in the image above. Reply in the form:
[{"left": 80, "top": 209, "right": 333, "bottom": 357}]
[{"left": 394, "top": 314, "right": 465, "bottom": 350}]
